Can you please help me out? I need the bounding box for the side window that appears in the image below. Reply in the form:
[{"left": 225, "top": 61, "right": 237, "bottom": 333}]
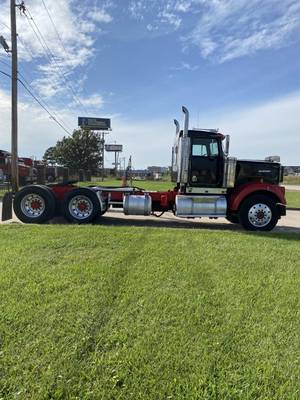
[
  {"left": 192, "top": 144, "right": 208, "bottom": 157},
  {"left": 210, "top": 141, "right": 219, "bottom": 156}
]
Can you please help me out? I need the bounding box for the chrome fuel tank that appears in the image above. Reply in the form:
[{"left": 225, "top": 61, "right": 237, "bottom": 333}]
[
  {"left": 175, "top": 195, "right": 227, "bottom": 217},
  {"left": 123, "top": 194, "right": 152, "bottom": 216}
]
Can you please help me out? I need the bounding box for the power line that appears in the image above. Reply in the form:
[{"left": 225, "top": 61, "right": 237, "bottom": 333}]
[
  {"left": 18, "top": 69, "right": 74, "bottom": 133},
  {"left": 0, "top": 57, "right": 10, "bottom": 68},
  {"left": 2, "top": 49, "right": 37, "bottom": 95},
  {"left": 0, "top": 20, "right": 10, "bottom": 31},
  {"left": 1, "top": 48, "right": 73, "bottom": 132},
  {"left": 40, "top": 0, "right": 69, "bottom": 55},
  {"left": 18, "top": 34, "right": 35, "bottom": 60},
  {"left": 18, "top": 79, "right": 72, "bottom": 136},
  {"left": 40, "top": 0, "right": 94, "bottom": 110},
  {"left": 1, "top": 29, "right": 75, "bottom": 134},
  {"left": 3, "top": 6, "right": 91, "bottom": 117},
  {"left": 23, "top": 7, "right": 90, "bottom": 115},
  {"left": 0, "top": 69, "right": 11, "bottom": 79},
  {"left": 0, "top": 69, "right": 72, "bottom": 136}
]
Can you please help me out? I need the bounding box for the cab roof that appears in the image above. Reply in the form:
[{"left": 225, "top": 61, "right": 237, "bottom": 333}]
[{"left": 179, "top": 129, "right": 225, "bottom": 140}]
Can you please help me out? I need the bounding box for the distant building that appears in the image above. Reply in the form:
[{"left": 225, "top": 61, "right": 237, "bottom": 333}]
[
  {"left": 132, "top": 169, "right": 148, "bottom": 179},
  {"left": 147, "top": 166, "right": 169, "bottom": 174},
  {"left": 146, "top": 166, "right": 169, "bottom": 180},
  {"left": 284, "top": 166, "right": 300, "bottom": 176}
]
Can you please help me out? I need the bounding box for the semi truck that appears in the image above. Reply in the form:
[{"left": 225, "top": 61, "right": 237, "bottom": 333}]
[
  {"left": 0, "top": 150, "right": 36, "bottom": 185},
  {"left": 11, "top": 107, "right": 286, "bottom": 231}
]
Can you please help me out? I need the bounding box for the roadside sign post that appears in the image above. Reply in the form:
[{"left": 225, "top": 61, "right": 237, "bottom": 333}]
[
  {"left": 105, "top": 144, "right": 123, "bottom": 177},
  {"left": 78, "top": 117, "right": 111, "bottom": 181}
]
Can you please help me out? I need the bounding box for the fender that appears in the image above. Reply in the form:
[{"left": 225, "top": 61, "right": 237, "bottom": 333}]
[
  {"left": 229, "top": 182, "right": 286, "bottom": 212},
  {"left": 50, "top": 184, "right": 75, "bottom": 201}
]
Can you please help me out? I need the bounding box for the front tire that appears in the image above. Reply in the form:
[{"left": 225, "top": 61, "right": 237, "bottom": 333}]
[
  {"left": 239, "top": 194, "right": 278, "bottom": 231},
  {"left": 13, "top": 185, "right": 56, "bottom": 223},
  {"left": 63, "top": 187, "right": 100, "bottom": 224}
]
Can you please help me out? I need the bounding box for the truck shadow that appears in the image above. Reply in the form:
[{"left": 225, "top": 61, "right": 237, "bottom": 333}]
[{"left": 50, "top": 212, "right": 300, "bottom": 235}]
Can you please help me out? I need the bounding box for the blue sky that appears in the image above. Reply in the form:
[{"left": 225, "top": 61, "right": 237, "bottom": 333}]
[{"left": 0, "top": 0, "right": 300, "bottom": 168}]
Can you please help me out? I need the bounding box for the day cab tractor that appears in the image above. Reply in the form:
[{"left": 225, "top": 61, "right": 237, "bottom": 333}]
[{"left": 11, "top": 107, "right": 286, "bottom": 231}]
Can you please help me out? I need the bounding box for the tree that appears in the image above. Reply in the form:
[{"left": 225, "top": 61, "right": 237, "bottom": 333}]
[
  {"left": 43, "top": 146, "right": 57, "bottom": 165},
  {"left": 43, "top": 129, "right": 103, "bottom": 173}
]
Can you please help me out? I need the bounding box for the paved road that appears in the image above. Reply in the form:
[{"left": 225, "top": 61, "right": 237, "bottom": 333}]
[
  {"left": 1, "top": 202, "right": 300, "bottom": 233},
  {"left": 285, "top": 185, "right": 300, "bottom": 192}
]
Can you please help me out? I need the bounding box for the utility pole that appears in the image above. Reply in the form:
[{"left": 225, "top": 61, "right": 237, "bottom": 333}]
[
  {"left": 100, "top": 132, "right": 105, "bottom": 181},
  {"left": 10, "top": 0, "right": 19, "bottom": 192},
  {"left": 113, "top": 150, "right": 121, "bottom": 177}
]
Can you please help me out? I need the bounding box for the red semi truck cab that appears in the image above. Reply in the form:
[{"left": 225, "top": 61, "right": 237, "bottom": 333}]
[{"left": 10, "top": 107, "right": 286, "bottom": 231}]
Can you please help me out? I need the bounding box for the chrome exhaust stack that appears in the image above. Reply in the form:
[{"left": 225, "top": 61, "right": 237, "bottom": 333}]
[
  {"left": 174, "top": 119, "right": 180, "bottom": 136},
  {"left": 177, "top": 106, "right": 191, "bottom": 190},
  {"left": 173, "top": 119, "right": 180, "bottom": 151},
  {"left": 182, "top": 106, "right": 189, "bottom": 137},
  {"left": 171, "top": 120, "right": 180, "bottom": 182},
  {"left": 224, "top": 135, "right": 230, "bottom": 157}
]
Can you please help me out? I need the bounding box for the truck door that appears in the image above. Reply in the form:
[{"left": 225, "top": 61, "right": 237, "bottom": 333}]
[{"left": 189, "top": 138, "right": 222, "bottom": 187}]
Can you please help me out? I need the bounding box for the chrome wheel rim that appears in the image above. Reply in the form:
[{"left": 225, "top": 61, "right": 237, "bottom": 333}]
[
  {"left": 248, "top": 203, "right": 272, "bottom": 228},
  {"left": 20, "top": 194, "right": 46, "bottom": 218},
  {"left": 69, "top": 195, "right": 93, "bottom": 220}
]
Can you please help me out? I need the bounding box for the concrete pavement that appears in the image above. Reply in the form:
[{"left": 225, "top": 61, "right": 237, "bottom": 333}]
[{"left": 285, "top": 185, "right": 300, "bottom": 192}]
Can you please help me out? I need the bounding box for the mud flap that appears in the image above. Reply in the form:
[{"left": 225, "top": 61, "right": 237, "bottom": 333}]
[{"left": 1, "top": 192, "right": 13, "bottom": 221}]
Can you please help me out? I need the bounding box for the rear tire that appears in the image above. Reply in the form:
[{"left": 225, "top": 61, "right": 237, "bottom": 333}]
[
  {"left": 63, "top": 187, "right": 100, "bottom": 224},
  {"left": 239, "top": 194, "right": 278, "bottom": 231},
  {"left": 13, "top": 185, "right": 56, "bottom": 224}
]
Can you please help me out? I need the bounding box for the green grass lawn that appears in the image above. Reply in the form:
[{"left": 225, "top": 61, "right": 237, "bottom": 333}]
[
  {"left": 0, "top": 225, "right": 300, "bottom": 399},
  {"left": 284, "top": 176, "right": 300, "bottom": 185},
  {"left": 285, "top": 191, "right": 300, "bottom": 208},
  {"left": 0, "top": 187, "right": 8, "bottom": 200},
  {"left": 79, "top": 178, "right": 174, "bottom": 191}
]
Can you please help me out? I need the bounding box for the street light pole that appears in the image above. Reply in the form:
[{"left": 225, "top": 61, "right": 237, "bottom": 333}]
[{"left": 10, "top": 0, "right": 19, "bottom": 192}]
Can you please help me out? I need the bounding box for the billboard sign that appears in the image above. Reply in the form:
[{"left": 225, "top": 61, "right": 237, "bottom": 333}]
[
  {"left": 105, "top": 144, "right": 123, "bottom": 152},
  {"left": 78, "top": 117, "right": 111, "bottom": 131}
]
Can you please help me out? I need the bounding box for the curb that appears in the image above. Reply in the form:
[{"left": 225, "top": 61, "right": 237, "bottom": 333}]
[{"left": 287, "top": 208, "right": 300, "bottom": 211}]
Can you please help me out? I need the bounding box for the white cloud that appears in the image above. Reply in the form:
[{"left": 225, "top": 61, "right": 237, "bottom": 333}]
[
  {"left": 175, "top": 1, "right": 192, "bottom": 13},
  {"left": 129, "top": 0, "right": 182, "bottom": 31},
  {"left": 128, "top": 1, "right": 146, "bottom": 21},
  {"left": 146, "top": 24, "right": 158, "bottom": 32},
  {"left": 0, "top": 0, "right": 112, "bottom": 103},
  {"left": 127, "top": 0, "right": 300, "bottom": 62},
  {"left": 115, "top": 93, "right": 300, "bottom": 167},
  {"left": 193, "top": 92, "right": 300, "bottom": 166},
  {"left": 87, "top": 9, "right": 113, "bottom": 23},
  {"left": 2, "top": 86, "right": 298, "bottom": 167},
  {"left": 171, "top": 61, "right": 199, "bottom": 71},
  {"left": 158, "top": 11, "right": 182, "bottom": 30},
  {"left": 184, "top": 0, "right": 300, "bottom": 62},
  {"left": 0, "top": 88, "right": 75, "bottom": 156},
  {"left": 73, "top": 94, "right": 104, "bottom": 109}
]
